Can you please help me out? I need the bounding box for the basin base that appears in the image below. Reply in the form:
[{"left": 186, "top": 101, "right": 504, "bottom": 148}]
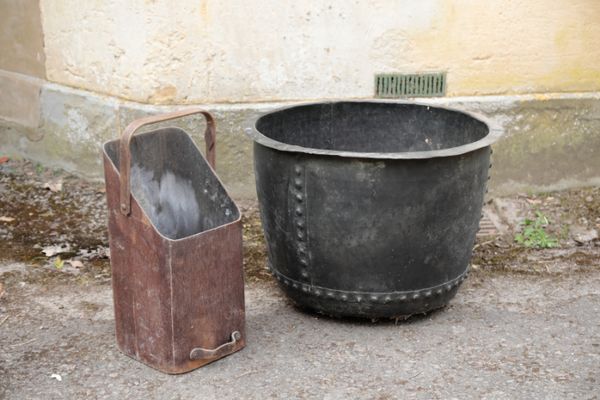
[{"left": 270, "top": 266, "right": 468, "bottom": 319}]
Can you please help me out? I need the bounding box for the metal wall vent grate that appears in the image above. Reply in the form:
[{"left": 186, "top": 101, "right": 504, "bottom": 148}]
[
  {"left": 477, "top": 212, "right": 499, "bottom": 238},
  {"left": 375, "top": 72, "right": 446, "bottom": 98}
]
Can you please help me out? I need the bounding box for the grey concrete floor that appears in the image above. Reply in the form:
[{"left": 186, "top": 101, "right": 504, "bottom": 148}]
[{"left": 1, "top": 262, "right": 599, "bottom": 400}]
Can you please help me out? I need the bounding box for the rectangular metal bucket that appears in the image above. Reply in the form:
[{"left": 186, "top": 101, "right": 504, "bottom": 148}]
[{"left": 102, "top": 109, "right": 245, "bottom": 374}]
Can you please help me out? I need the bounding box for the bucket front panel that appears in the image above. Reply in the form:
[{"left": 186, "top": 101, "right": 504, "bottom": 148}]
[
  {"left": 169, "top": 222, "right": 245, "bottom": 371},
  {"left": 104, "top": 155, "right": 175, "bottom": 370}
]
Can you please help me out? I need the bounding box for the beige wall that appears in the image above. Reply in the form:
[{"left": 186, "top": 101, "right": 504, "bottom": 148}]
[
  {"left": 37, "top": 0, "right": 600, "bottom": 104},
  {"left": 1, "top": 0, "right": 599, "bottom": 103},
  {"left": 2, "top": 1, "right": 600, "bottom": 198},
  {"left": 0, "top": 0, "right": 45, "bottom": 78}
]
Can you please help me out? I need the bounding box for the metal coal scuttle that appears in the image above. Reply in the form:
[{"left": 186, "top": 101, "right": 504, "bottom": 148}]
[{"left": 102, "top": 109, "right": 245, "bottom": 374}]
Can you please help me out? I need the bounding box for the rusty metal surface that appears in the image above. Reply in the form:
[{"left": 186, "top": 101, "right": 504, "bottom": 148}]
[{"left": 102, "top": 110, "right": 244, "bottom": 374}]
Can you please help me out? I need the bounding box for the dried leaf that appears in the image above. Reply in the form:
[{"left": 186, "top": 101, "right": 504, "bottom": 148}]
[
  {"left": 0, "top": 156, "right": 9, "bottom": 164},
  {"left": 43, "top": 179, "right": 63, "bottom": 192},
  {"left": 42, "top": 244, "right": 71, "bottom": 257},
  {"left": 68, "top": 260, "right": 84, "bottom": 268},
  {"left": 78, "top": 246, "right": 110, "bottom": 259},
  {"left": 0, "top": 216, "right": 15, "bottom": 222},
  {"left": 526, "top": 198, "right": 542, "bottom": 205}
]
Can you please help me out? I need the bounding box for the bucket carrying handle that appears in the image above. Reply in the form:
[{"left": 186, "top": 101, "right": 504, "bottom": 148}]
[
  {"left": 118, "top": 108, "right": 217, "bottom": 215},
  {"left": 189, "top": 331, "right": 241, "bottom": 361}
]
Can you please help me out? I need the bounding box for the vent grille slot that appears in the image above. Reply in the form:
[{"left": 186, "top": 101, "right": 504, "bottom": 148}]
[{"left": 375, "top": 72, "right": 446, "bottom": 98}]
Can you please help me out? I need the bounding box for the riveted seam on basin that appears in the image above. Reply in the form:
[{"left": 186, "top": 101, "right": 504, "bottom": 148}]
[
  {"left": 292, "top": 162, "right": 310, "bottom": 280},
  {"left": 270, "top": 267, "right": 469, "bottom": 305}
]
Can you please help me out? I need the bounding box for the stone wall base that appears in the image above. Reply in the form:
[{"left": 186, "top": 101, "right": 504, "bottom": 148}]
[{"left": 2, "top": 69, "right": 599, "bottom": 200}]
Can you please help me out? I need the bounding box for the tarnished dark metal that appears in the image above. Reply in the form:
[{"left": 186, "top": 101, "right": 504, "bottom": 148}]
[
  {"left": 246, "top": 101, "right": 503, "bottom": 319},
  {"left": 103, "top": 108, "right": 245, "bottom": 374}
]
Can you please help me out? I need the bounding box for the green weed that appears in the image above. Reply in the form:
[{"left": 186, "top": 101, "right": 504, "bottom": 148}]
[{"left": 514, "top": 211, "right": 558, "bottom": 249}]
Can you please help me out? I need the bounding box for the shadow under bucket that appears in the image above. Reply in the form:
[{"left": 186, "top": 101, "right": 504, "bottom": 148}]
[{"left": 102, "top": 109, "right": 245, "bottom": 374}]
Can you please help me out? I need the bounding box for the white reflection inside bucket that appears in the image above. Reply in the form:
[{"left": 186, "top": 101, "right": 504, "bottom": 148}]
[{"left": 131, "top": 164, "right": 201, "bottom": 239}]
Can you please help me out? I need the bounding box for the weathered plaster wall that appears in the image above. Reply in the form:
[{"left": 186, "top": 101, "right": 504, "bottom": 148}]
[
  {"left": 2, "top": 1, "right": 600, "bottom": 200},
  {"left": 0, "top": 0, "right": 46, "bottom": 78},
  {"left": 40, "top": 0, "right": 600, "bottom": 104},
  {"left": 1, "top": 76, "right": 599, "bottom": 200},
  {"left": 0, "top": 70, "right": 42, "bottom": 130}
]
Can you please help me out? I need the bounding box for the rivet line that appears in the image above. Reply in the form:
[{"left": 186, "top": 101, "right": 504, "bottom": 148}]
[
  {"left": 269, "top": 267, "right": 469, "bottom": 304},
  {"left": 293, "top": 164, "right": 309, "bottom": 281}
]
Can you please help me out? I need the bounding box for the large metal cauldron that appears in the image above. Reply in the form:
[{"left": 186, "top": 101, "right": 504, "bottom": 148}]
[{"left": 246, "top": 101, "right": 502, "bottom": 319}]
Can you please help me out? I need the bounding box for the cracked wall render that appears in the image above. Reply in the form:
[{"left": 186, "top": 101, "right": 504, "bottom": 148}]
[{"left": 39, "top": 0, "right": 600, "bottom": 104}]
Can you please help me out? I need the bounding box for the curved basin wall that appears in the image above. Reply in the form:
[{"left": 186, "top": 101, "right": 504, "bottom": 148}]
[{"left": 251, "top": 102, "right": 493, "bottom": 318}]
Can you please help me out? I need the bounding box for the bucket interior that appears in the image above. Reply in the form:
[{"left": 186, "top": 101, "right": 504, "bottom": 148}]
[
  {"left": 255, "top": 102, "right": 489, "bottom": 153},
  {"left": 104, "top": 128, "right": 239, "bottom": 240}
]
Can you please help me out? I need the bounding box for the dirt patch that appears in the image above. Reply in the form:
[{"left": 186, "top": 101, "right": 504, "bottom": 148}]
[
  {"left": 492, "top": 188, "right": 600, "bottom": 246},
  {"left": 0, "top": 167, "right": 108, "bottom": 254},
  {"left": 0, "top": 160, "right": 110, "bottom": 285},
  {"left": 240, "top": 206, "right": 270, "bottom": 283},
  {"left": 473, "top": 187, "right": 600, "bottom": 276},
  {"left": 1, "top": 157, "right": 598, "bottom": 286},
  {"left": 472, "top": 236, "right": 600, "bottom": 277},
  {"left": 0, "top": 158, "right": 272, "bottom": 285}
]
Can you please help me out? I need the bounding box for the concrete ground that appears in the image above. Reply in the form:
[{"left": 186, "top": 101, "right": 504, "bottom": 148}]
[
  {"left": 1, "top": 160, "right": 599, "bottom": 399},
  {"left": 1, "top": 262, "right": 599, "bottom": 400}
]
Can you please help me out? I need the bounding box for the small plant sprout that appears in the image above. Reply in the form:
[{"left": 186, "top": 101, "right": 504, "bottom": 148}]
[
  {"left": 54, "top": 256, "right": 64, "bottom": 270},
  {"left": 514, "top": 211, "right": 558, "bottom": 249}
]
